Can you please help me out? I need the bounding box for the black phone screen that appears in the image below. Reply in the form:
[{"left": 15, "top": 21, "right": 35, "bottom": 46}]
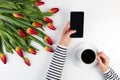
[{"left": 70, "top": 12, "right": 84, "bottom": 38}]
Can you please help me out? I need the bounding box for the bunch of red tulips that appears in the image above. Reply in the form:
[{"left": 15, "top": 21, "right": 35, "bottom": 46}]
[{"left": 0, "top": 0, "right": 59, "bottom": 66}]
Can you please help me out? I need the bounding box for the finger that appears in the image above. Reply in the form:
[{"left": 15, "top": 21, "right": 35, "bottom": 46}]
[
  {"left": 66, "top": 22, "right": 70, "bottom": 28},
  {"left": 97, "top": 51, "right": 104, "bottom": 56},
  {"left": 97, "top": 53, "right": 109, "bottom": 66},
  {"left": 63, "top": 22, "right": 70, "bottom": 34},
  {"left": 97, "top": 56, "right": 104, "bottom": 67},
  {"left": 97, "top": 52, "right": 108, "bottom": 60},
  {"left": 99, "top": 53, "right": 108, "bottom": 61},
  {"left": 67, "top": 30, "right": 76, "bottom": 37}
]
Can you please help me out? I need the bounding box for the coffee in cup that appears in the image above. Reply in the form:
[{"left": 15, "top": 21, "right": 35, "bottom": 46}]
[
  {"left": 72, "top": 42, "right": 98, "bottom": 67},
  {"left": 81, "top": 49, "right": 96, "bottom": 64}
]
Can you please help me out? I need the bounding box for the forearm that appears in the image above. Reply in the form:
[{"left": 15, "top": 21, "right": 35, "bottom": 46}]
[
  {"left": 46, "top": 45, "right": 67, "bottom": 80},
  {"left": 103, "top": 67, "right": 120, "bottom": 80}
]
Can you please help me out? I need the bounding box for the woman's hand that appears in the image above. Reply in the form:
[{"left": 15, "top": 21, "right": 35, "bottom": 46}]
[
  {"left": 59, "top": 22, "right": 76, "bottom": 47},
  {"left": 97, "top": 52, "right": 110, "bottom": 73}
]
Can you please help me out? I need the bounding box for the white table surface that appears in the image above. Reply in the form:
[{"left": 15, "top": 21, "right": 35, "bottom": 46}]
[{"left": 1, "top": 0, "right": 120, "bottom": 80}]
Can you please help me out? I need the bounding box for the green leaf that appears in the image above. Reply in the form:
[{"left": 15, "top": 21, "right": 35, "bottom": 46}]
[
  {"left": 24, "top": 5, "right": 40, "bottom": 12},
  {"left": 0, "top": 25, "right": 14, "bottom": 36},
  {"left": 29, "top": 0, "right": 36, "bottom": 2},
  {"left": 20, "top": 9, "right": 33, "bottom": 15},
  {"left": 2, "top": 30, "right": 27, "bottom": 51},
  {"left": 13, "top": 33, "right": 27, "bottom": 47},
  {"left": 0, "top": 31, "right": 14, "bottom": 51},
  {"left": 0, "top": 19, "right": 4, "bottom": 27},
  {"left": 0, "top": 0, "right": 5, "bottom": 3},
  {"left": 0, "top": 21, "right": 27, "bottom": 51},
  {"left": 7, "top": 32, "right": 25, "bottom": 48},
  {"left": 29, "top": 18, "right": 43, "bottom": 22},
  {"left": 0, "top": 14, "right": 28, "bottom": 28},
  {"left": 14, "top": 18, "right": 32, "bottom": 27},
  {"left": 16, "top": 1, "right": 34, "bottom": 6},
  {"left": 0, "top": 20, "right": 14, "bottom": 35},
  {"left": 6, "top": 1, "right": 19, "bottom": 10},
  {"left": 4, "top": 42, "right": 13, "bottom": 53},
  {"left": 0, "top": 8, "right": 20, "bottom": 13},
  {"left": 35, "top": 28, "right": 47, "bottom": 38},
  {"left": 0, "top": 1, "right": 19, "bottom": 10},
  {"left": 2, "top": 35, "right": 14, "bottom": 53},
  {"left": 0, "top": 2, "right": 13, "bottom": 10},
  {"left": 26, "top": 36, "right": 32, "bottom": 45},
  {"left": 4, "top": 22, "right": 18, "bottom": 33}
]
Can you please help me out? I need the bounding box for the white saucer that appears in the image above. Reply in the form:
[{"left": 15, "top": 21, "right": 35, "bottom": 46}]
[{"left": 72, "top": 42, "right": 99, "bottom": 68}]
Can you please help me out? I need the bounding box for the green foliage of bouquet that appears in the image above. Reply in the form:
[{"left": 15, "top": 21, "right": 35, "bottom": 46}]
[{"left": 0, "top": 0, "right": 59, "bottom": 66}]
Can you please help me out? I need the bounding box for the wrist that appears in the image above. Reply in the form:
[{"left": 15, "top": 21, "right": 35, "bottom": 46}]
[
  {"left": 59, "top": 42, "right": 69, "bottom": 47},
  {"left": 58, "top": 44, "right": 68, "bottom": 49},
  {"left": 102, "top": 67, "right": 110, "bottom": 74}
]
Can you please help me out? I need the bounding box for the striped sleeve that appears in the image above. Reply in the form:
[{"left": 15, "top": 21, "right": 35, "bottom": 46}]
[
  {"left": 46, "top": 45, "right": 67, "bottom": 80},
  {"left": 103, "top": 68, "right": 120, "bottom": 80}
]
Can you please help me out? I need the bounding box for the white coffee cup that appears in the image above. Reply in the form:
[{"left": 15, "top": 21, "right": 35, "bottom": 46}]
[{"left": 72, "top": 42, "right": 99, "bottom": 68}]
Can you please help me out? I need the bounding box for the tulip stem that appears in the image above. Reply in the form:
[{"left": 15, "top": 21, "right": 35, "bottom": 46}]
[
  {"left": 28, "top": 34, "right": 47, "bottom": 47},
  {"left": 42, "top": 12, "right": 52, "bottom": 16},
  {"left": 14, "top": 18, "right": 32, "bottom": 27},
  {"left": 0, "top": 31, "right": 14, "bottom": 53},
  {"left": 0, "top": 36, "right": 3, "bottom": 53},
  {"left": 4, "top": 22, "right": 18, "bottom": 33},
  {"left": 35, "top": 28, "right": 47, "bottom": 38}
]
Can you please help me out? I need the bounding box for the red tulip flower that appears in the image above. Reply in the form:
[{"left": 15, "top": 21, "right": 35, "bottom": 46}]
[
  {"left": 28, "top": 48, "right": 37, "bottom": 55},
  {"left": 49, "top": 8, "right": 59, "bottom": 14},
  {"left": 15, "top": 47, "right": 24, "bottom": 58},
  {"left": 47, "top": 23, "right": 56, "bottom": 30},
  {"left": 43, "top": 17, "right": 53, "bottom": 23},
  {"left": 27, "top": 28, "right": 38, "bottom": 35},
  {"left": 32, "top": 22, "right": 43, "bottom": 28},
  {"left": 13, "top": 13, "right": 24, "bottom": 18},
  {"left": 45, "top": 46, "right": 54, "bottom": 52},
  {"left": 23, "top": 57, "right": 31, "bottom": 66},
  {"left": 44, "top": 36, "right": 53, "bottom": 45},
  {"left": 18, "top": 29, "right": 27, "bottom": 37},
  {"left": 0, "top": 53, "right": 7, "bottom": 64},
  {"left": 35, "top": 1, "right": 45, "bottom": 6}
]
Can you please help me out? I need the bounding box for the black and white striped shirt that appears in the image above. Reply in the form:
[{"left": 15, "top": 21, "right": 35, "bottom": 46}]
[
  {"left": 103, "top": 68, "right": 120, "bottom": 80},
  {"left": 46, "top": 45, "right": 120, "bottom": 80}
]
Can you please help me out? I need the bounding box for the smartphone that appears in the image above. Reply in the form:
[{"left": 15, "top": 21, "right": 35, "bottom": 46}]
[{"left": 70, "top": 11, "right": 84, "bottom": 38}]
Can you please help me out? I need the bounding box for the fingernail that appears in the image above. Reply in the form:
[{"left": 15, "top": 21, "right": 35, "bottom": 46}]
[{"left": 73, "top": 30, "right": 76, "bottom": 32}]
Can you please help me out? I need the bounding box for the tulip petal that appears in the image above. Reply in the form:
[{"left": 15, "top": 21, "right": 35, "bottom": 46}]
[
  {"left": 43, "top": 17, "right": 53, "bottom": 23},
  {"left": 18, "top": 29, "right": 27, "bottom": 37},
  {"left": 49, "top": 8, "right": 59, "bottom": 14},
  {"left": 45, "top": 46, "right": 54, "bottom": 52},
  {"left": 44, "top": 36, "right": 53, "bottom": 45},
  {"left": 47, "top": 23, "right": 56, "bottom": 30},
  {"left": 28, "top": 48, "right": 37, "bottom": 55},
  {"left": 0, "top": 53, "right": 7, "bottom": 64},
  {"left": 23, "top": 57, "right": 31, "bottom": 66},
  {"left": 15, "top": 47, "right": 24, "bottom": 57},
  {"left": 13, "top": 13, "right": 24, "bottom": 18},
  {"left": 27, "top": 28, "right": 38, "bottom": 35},
  {"left": 32, "top": 22, "right": 43, "bottom": 28},
  {"left": 35, "top": 1, "right": 45, "bottom": 6}
]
